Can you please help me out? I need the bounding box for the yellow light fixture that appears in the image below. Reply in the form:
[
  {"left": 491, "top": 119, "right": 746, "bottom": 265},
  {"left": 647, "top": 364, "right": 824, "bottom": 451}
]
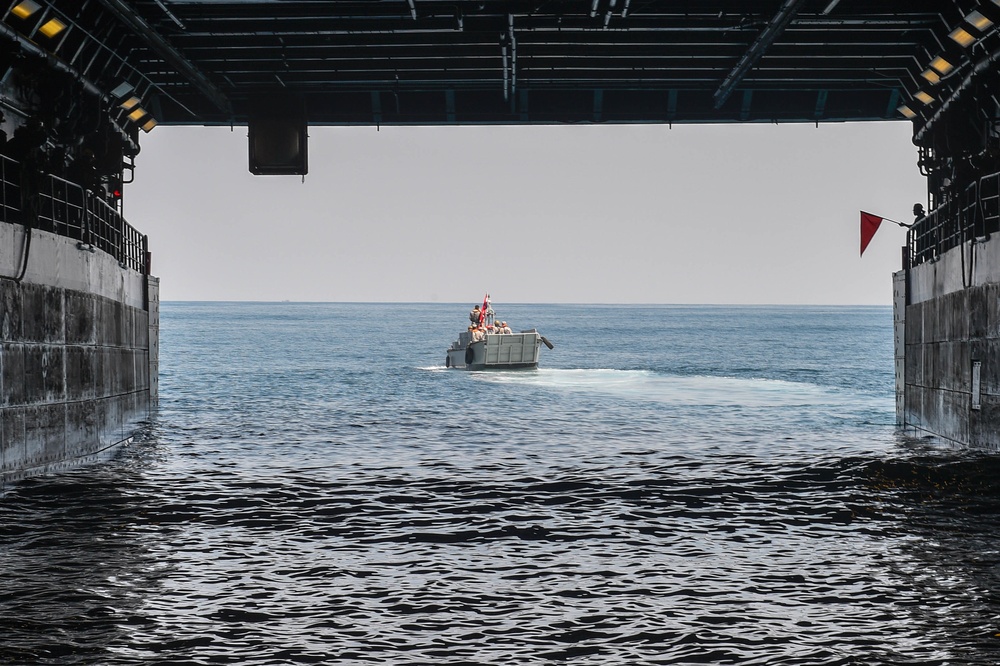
[
  {"left": 38, "top": 18, "right": 65, "bottom": 38},
  {"left": 914, "top": 90, "right": 935, "bottom": 104},
  {"left": 929, "top": 56, "right": 954, "bottom": 75},
  {"left": 140, "top": 118, "right": 157, "bottom": 132},
  {"left": 120, "top": 96, "right": 141, "bottom": 111},
  {"left": 965, "top": 10, "right": 993, "bottom": 31},
  {"left": 921, "top": 68, "right": 941, "bottom": 84},
  {"left": 127, "top": 107, "right": 147, "bottom": 122},
  {"left": 898, "top": 105, "right": 917, "bottom": 119},
  {"left": 950, "top": 26, "right": 977, "bottom": 47},
  {"left": 11, "top": 0, "right": 40, "bottom": 19}
]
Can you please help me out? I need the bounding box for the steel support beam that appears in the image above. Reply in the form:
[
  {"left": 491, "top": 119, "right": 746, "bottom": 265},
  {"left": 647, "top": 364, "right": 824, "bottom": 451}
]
[
  {"left": 713, "top": 0, "right": 807, "bottom": 109},
  {"left": 97, "top": 0, "right": 233, "bottom": 117}
]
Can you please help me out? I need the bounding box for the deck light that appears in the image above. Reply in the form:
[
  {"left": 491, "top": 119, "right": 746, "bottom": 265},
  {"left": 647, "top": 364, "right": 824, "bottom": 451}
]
[
  {"left": 10, "top": 0, "right": 40, "bottom": 19},
  {"left": 140, "top": 118, "right": 157, "bottom": 132},
  {"left": 38, "top": 17, "right": 65, "bottom": 38},
  {"left": 929, "top": 56, "right": 954, "bottom": 75},
  {"left": 914, "top": 90, "right": 935, "bottom": 104},
  {"left": 119, "top": 96, "right": 141, "bottom": 111},
  {"left": 110, "top": 82, "right": 134, "bottom": 99},
  {"left": 950, "top": 26, "right": 977, "bottom": 47},
  {"left": 897, "top": 105, "right": 917, "bottom": 119},
  {"left": 127, "top": 107, "right": 147, "bottom": 122},
  {"left": 965, "top": 10, "right": 993, "bottom": 31},
  {"left": 921, "top": 69, "right": 941, "bottom": 84}
]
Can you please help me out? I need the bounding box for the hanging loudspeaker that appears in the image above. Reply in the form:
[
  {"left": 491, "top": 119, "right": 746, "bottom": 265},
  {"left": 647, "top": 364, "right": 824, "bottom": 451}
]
[{"left": 248, "top": 111, "right": 308, "bottom": 176}]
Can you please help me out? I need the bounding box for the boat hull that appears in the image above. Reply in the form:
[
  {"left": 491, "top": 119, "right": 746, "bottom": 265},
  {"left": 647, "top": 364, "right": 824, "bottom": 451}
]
[{"left": 446, "top": 331, "right": 542, "bottom": 370}]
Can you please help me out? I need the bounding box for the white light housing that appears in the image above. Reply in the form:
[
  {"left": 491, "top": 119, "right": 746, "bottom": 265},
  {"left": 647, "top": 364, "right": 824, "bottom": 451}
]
[{"left": 111, "top": 82, "right": 134, "bottom": 99}]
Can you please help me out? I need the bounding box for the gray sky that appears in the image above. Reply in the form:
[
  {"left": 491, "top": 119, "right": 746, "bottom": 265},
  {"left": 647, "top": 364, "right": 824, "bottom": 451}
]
[{"left": 127, "top": 121, "right": 924, "bottom": 304}]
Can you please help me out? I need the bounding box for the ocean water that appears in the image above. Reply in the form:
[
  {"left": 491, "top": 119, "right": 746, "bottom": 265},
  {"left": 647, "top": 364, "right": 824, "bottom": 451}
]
[{"left": 3, "top": 302, "right": 1000, "bottom": 665}]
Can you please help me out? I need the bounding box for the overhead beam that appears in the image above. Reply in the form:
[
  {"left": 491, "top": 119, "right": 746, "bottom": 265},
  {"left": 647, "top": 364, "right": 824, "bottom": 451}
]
[
  {"left": 914, "top": 43, "right": 1000, "bottom": 144},
  {"left": 713, "top": 0, "right": 807, "bottom": 109},
  {"left": 96, "top": 0, "right": 233, "bottom": 117}
]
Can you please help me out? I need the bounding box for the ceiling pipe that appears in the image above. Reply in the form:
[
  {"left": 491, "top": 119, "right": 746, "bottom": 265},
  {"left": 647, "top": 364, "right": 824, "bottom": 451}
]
[
  {"left": 0, "top": 21, "right": 102, "bottom": 98},
  {"left": 821, "top": 0, "right": 841, "bottom": 15},
  {"left": 150, "top": 0, "right": 184, "bottom": 30},
  {"left": 500, "top": 34, "right": 509, "bottom": 102},
  {"left": 0, "top": 21, "right": 144, "bottom": 150},
  {"left": 713, "top": 0, "right": 807, "bottom": 109}
]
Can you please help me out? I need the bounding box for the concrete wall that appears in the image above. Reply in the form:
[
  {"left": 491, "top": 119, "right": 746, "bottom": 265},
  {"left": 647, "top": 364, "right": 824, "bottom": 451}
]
[
  {"left": 901, "top": 235, "right": 1000, "bottom": 447},
  {"left": 0, "top": 222, "right": 157, "bottom": 484}
]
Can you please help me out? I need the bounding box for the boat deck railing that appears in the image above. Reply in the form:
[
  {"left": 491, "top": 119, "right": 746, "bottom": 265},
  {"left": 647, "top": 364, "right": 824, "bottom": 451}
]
[
  {"left": 0, "top": 153, "right": 148, "bottom": 274},
  {"left": 908, "top": 170, "right": 1000, "bottom": 268}
]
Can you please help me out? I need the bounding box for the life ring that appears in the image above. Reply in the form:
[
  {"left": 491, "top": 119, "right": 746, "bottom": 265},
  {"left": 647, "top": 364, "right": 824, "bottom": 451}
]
[
  {"left": 445, "top": 356, "right": 451, "bottom": 368},
  {"left": 465, "top": 345, "right": 475, "bottom": 364}
]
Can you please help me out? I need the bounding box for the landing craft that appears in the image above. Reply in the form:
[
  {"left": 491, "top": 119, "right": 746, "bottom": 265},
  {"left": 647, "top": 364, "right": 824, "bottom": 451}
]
[{"left": 445, "top": 295, "right": 553, "bottom": 370}]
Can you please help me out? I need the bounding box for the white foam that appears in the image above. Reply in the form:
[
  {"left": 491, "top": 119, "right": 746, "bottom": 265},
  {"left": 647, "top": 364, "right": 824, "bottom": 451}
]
[{"left": 474, "top": 368, "right": 887, "bottom": 409}]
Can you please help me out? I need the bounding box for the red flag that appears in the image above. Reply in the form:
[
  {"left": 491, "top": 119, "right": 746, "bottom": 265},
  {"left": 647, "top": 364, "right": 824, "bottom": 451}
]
[
  {"left": 480, "top": 293, "right": 489, "bottom": 324},
  {"left": 860, "top": 211, "right": 883, "bottom": 256}
]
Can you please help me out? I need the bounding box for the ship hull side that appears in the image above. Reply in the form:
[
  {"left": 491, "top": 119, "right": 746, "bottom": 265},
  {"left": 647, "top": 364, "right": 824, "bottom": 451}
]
[
  {"left": 1, "top": 221, "right": 158, "bottom": 485},
  {"left": 899, "top": 235, "right": 1000, "bottom": 448}
]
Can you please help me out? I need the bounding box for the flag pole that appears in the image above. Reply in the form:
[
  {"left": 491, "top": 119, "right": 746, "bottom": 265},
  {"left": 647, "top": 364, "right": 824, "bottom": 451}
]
[{"left": 861, "top": 210, "right": 910, "bottom": 228}]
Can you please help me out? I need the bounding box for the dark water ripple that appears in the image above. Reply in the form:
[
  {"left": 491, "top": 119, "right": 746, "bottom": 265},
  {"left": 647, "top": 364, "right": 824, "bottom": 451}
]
[
  {"left": 4, "top": 436, "right": 1000, "bottom": 665},
  {"left": 3, "top": 304, "right": 1000, "bottom": 664}
]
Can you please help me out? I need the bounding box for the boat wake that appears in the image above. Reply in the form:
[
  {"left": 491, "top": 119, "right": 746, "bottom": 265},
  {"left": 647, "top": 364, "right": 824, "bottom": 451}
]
[{"left": 471, "top": 368, "right": 889, "bottom": 410}]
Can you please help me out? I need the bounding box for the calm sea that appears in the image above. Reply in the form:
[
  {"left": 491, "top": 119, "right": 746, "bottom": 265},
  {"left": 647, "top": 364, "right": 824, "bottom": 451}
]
[{"left": 3, "top": 302, "right": 1000, "bottom": 665}]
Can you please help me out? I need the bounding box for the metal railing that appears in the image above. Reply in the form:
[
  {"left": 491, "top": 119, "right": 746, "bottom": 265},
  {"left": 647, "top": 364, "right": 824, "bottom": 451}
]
[
  {"left": 908, "top": 171, "right": 1000, "bottom": 268},
  {"left": 0, "top": 153, "right": 148, "bottom": 274}
]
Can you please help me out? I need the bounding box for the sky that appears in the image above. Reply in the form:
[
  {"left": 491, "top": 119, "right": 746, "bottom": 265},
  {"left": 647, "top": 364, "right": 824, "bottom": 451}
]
[{"left": 125, "top": 121, "right": 925, "bottom": 305}]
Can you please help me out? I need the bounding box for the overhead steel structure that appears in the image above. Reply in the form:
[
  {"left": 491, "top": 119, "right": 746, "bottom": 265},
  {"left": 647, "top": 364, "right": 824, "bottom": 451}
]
[
  {"left": 0, "top": 0, "right": 996, "bottom": 179},
  {"left": 0, "top": 0, "right": 976, "bottom": 128}
]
